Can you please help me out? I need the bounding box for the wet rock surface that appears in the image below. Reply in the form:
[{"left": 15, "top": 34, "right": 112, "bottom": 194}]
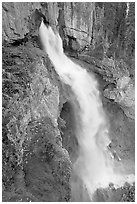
[{"left": 93, "top": 182, "right": 135, "bottom": 202}]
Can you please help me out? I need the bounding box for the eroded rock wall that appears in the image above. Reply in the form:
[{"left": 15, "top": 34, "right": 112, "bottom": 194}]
[
  {"left": 2, "top": 42, "right": 72, "bottom": 201},
  {"left": 2, "top": 2, "right": 95, "bottom": 49}
]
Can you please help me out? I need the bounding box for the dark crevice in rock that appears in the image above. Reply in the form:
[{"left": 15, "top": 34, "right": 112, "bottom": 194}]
[
  {"left": 59, "top": 101, "right": 78, "bottom": 163},
  {"left": 9, "top": 36, "right": 29, "bottom": 46},
  {"left": 66, "top": 27, "right": 90, "bottom": 35}
]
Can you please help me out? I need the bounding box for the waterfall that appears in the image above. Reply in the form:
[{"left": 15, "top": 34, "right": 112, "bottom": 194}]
[{"left": 39, "top": 21, "right": 134, "bottom": 201}]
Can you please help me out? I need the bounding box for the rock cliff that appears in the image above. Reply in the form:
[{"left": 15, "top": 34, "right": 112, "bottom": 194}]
[{"left": 2, "top": 2, "right": 94, "bottom": 49}]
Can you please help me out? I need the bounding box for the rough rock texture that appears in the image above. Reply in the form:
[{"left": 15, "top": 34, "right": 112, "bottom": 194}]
[
  {"left": 23, "top": 117, "right": 71, "bottom": 202},
  {"left": 76, "top": 55, "right": 135, "bottom": 119},
  {"left": 2, "top": 2, "right": 94, "bottom": 49},
  {"left": 61, "top": 3, "right": 94, "bottom": 49},
  {"left": 103, "top": 98, "right": 135, "bottom": 173},
  {"left": 93, "top": 182, "right": 135, "bottom": 202},
  {"left": 2, "top": 43, "right": 72, "bottom": 201},
  {"left": 2, "top": 2, "right": 41, "bottom": 42}
]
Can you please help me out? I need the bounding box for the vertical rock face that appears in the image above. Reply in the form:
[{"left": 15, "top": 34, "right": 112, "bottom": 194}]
[
  {"left": 63, "top": 3, "right": 94, "bottom": 48},
  {"left": 2, "top": 2, "right": 41, "bottom": 41},
  {"left": 2, "top": 2, "right": 95, "bottom": 49},
  {"left": 46, "top": 2, "right": 59, "bottom": 27},
  {"left": 2, "top": 2, "right": 134, "bottom": 57},
  {"left": 2, "top": 43, "right": 72, "bottom": 201},
  {"left": 2, "top": 2, "right": 134, "bottom": 56}
]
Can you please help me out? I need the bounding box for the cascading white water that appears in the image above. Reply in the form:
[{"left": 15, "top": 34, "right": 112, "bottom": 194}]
[{"left": 39, "top": 21, "right": 134, "bottom": 201}]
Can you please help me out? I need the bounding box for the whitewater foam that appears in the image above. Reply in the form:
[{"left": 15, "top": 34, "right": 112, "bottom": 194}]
[{"left": 39, "top": 21, "right": 134, "bottom": 201}]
